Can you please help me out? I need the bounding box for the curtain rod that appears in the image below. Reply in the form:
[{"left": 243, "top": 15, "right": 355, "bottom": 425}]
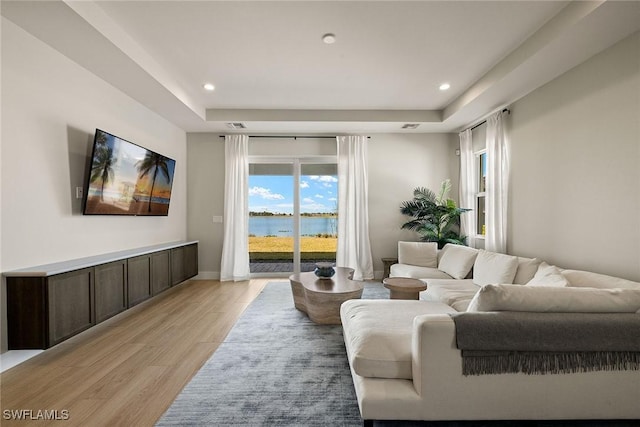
[
  {"left": 469, "top": 108, "right": 511, "bottom": 132},
  {"left": 218, "top": 135, "right": 370, "bottom": 139}
]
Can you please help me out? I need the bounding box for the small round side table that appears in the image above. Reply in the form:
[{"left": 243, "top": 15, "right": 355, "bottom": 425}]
[{"left": 382, "top": 277, "right": 427, "bottom": 300}]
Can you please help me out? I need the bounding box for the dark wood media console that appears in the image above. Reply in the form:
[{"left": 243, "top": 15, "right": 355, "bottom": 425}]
[{"left": 4, "top": 241, "right": 198, "bottom": 350}]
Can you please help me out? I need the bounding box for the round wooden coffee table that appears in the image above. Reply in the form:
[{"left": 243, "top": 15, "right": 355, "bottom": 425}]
[
  {"left": 383, "top": 277, "right": 427, "bottom": 300},
  {"left": 289, "top": 267, "right": 364, "bottom": 325}
]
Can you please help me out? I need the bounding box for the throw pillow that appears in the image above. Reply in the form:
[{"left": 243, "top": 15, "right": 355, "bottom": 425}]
[
  {"left": 472, "top": 250, "right": 519, "bottom": 286},
  {"left": 527, "top": 273, "right": 569, "bottom": 287},
  {"left": 512, "top": 257, "right": 542, "bottom": 284},
  {"left": 466, "top": 284, "right": 640, "bottom": 313},
  {"left": 526, "top": 263, "right": 569, "bottom": 287},
  {"left": 532, "top": 262, "right": 556, "bottom": 278},
  {"left": 437, "top": 244, "right": 479, "bottom": 279},
  {"left": 397, "top": 241, "right": 438, "bottom": 268}
]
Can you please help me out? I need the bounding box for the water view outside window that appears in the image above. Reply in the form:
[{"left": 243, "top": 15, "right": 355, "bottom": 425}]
[{"left": 249, "top": 163, "right": 337, "bottom": 273}]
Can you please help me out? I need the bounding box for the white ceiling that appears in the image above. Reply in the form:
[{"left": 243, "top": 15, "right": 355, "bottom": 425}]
[{"left": 2, "top": 1, "right": 640, "bottom": 134}]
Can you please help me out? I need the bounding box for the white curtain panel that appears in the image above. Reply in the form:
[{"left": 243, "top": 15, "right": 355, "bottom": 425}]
[
  {"left": 220, "top": 134, "right": 250, "bottom": 281},
  {"left": 458, "top": 129, "right": 476, "bottom": 248},
  {"left": 336, "top": 135, "right": 374, "bottom": 280},
  {"left": 485, "top": 111, "right": 510, "bottom": 254}
]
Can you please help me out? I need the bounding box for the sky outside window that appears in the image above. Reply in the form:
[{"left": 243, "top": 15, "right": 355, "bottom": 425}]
[{"left": 249, "top": 174, "right": 338, "bottom": 214}]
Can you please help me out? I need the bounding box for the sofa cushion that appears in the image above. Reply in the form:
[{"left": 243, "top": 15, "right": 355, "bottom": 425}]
[
  {"left": 526, "top": 262, "right": 569, "bottom": 288},
  {"left": 466, "top": 284, "right": 640, "bottom": 313},
  {"left": 422, "top": 279, "right": 479, "bottom": 312},
  {"left": 526, "top": 262, "right": 569, "bottom": 287},
  {"left": 526, "top": 273, "right": 568, "bottom": 287},
  {"left": 390, "top": 264, "right": 452, "bottom": 280},
  {"left": 340, "top": 299, "right": 456, "bottom": 379},
  {"left": 512, "top": 257, "right": 542, "bottom": 284},
  {"left": 437, "top": 244, "right": 478, "bottom": 279},
  {"left": 532, "top": 262, "right": 559, "bottom": 277},
  {"left": 472, "top": 250, "right": 518, "bottom": 286},
  {"left": 561, "top": 269, "right": 640, "bottom": 289},
  {"left": 398, "top": 241, "right": 438, "bottom": 268}
]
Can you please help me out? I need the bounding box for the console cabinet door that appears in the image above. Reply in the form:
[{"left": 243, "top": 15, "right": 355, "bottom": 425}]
[
  {"left": 171, "top": 247, "right": 184, "bottom": 285},
  {"left": 151, "top": 250, "right": 171, "bottom": 295},
  {"left": 7, "top": 277, "right": 47, "bottom": 349},
  {"left": 48, "top": 268, "right": 95, "bottom": 346},
  {"left": 128, "top": 255, "right": 151, "bottom": 307},
  {"left": 184, "top": 243, "right": 199, "bottom": 279},
  {"left": 95, "top": 261, "right": 127, "bottom": 323}
]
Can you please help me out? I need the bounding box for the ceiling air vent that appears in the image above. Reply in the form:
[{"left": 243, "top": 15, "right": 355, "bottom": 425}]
[
  {"left": 226, "top": 122, "right": 246, "bottom": 129},
  {"left": 401, "top": 124, "right": 420, "bottom": 129}
]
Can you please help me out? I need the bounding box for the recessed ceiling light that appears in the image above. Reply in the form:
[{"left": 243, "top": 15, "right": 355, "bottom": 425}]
[
  {"left": 203, "top": 83, "right": 215, "bottom": 91},
  {"left": 322, "top": 33, "right": 336, "bottom": 44},
  {"left": 439, "top": 83, "right": 451, "bottom": 91}
]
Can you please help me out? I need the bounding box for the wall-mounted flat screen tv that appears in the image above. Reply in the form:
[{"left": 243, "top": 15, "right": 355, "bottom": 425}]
[{"left": 83, "top": 129, "right": 176, "bottom": 216}]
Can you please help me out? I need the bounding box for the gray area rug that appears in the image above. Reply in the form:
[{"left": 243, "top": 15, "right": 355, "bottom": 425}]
[
  {"left": 156, "top": 282, "right": 387, "bottom": 426},
  {"left": 157, "top": 282, "right": 638, "bottom": 427}
]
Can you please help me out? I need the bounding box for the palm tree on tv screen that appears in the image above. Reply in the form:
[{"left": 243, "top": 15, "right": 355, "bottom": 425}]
[
  {"left": 95, "top": 131, "right": 108, "bottom": 147},
  {"left": 90, "top": 146, "right": 115, "bottom": 202},
  {"left": 137, "top": 152, "right": 171, "bottom": 212}
]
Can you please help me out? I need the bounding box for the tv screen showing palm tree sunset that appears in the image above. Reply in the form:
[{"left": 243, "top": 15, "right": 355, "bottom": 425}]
[{"left": 83, "top": 129, "right": 176, "bottom": 216}]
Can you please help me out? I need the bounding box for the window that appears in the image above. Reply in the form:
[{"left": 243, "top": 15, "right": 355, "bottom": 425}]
[{"left": 475, "top": 151, "right": 487, "bottom": 237}]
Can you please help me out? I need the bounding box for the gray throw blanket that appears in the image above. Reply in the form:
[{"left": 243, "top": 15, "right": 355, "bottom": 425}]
[{"left": 450, "top": 312, "right": 640, "bottom": 376}]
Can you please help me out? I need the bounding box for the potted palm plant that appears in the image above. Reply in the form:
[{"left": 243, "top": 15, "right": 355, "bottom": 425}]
[{"left": 400, "top": 179, "right": 470, "bottom": 249}]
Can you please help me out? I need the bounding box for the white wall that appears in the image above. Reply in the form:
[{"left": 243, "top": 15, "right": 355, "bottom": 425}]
[
  {"left": 187, "top": 133, "right": 458, "bottom": 278},
  {"left": 508, "top": 31, "right": 640, "bottom": 281},
  {"left": 1, "top": 19, "right": 188, "bottom": 351},
  {"left": 186, "top": 133, "right": 224, "bottom": 277},
  {"left": 368, "top": 133, "right": 458, "bottom": 275}
]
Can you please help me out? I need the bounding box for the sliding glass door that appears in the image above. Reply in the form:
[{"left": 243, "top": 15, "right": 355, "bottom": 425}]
[
  {"left": 248, "top": 162, "right": 294, "bottom": 273},
  {"left": 248, "top": 158, "right": 337, "bottom": 274},
  {"left": 299, "top": 163, "right": 338, "bottom": 272}
]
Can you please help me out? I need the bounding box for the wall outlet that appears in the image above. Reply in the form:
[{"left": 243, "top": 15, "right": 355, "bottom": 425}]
[
  {"left": 75, "top": 187, "right": 83, "bottom": 199},
  {"left": 212, "top": 216, "right": 223, "bottom": 223}
]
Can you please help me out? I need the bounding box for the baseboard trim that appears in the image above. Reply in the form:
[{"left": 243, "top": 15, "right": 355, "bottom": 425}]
[{"left": 194, "top": 271, "right": 220, "bottom": 280}]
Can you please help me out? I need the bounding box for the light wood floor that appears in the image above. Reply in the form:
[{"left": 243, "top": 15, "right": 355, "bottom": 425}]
[{"left": 0, "top": 278, "right": 282, "bottom": 426}]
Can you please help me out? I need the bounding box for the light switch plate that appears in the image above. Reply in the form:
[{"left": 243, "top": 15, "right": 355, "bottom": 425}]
[{"left": 212, "top": 216, "right": 223, "bottom": 223}]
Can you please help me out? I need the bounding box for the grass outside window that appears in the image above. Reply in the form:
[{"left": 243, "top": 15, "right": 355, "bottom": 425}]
[{"left": 249, "top": 236, "right": 337, "bottom": 261}]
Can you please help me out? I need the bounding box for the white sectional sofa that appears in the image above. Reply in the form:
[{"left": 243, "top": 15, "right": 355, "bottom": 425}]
[{"left": 341, "top": 242, "right": 640, "bottom": 424}]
